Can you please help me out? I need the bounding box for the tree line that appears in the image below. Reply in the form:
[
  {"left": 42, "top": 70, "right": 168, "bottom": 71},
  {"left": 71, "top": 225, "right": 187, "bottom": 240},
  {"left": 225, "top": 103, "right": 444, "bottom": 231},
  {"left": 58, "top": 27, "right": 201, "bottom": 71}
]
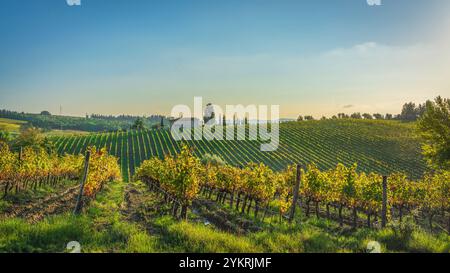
[
  {"left": 297, "top": 101, "right": 428, "bottom": 122},
  {"left": 0, "top": 109, "right": 170, "bottom": 132}
]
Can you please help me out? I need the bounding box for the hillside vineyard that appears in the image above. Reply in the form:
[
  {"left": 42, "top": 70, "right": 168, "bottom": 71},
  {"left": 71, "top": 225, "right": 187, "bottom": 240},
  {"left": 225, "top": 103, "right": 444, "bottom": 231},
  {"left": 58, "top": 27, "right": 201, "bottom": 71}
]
[{"left": 52, "top": 120, "right": 426, "bottom": 181}]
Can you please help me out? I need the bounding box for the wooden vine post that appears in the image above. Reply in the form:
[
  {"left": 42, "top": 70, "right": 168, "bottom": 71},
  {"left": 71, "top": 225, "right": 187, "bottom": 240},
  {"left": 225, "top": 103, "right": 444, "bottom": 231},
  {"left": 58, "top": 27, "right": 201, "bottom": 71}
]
[
  {"left": 17, "top": 147, "right": 23, "bottom": 193},
  {"left": 289, "top": 164, "right": 302, "bottom": 223},
  {"left": 180, "top": 204, "right": 188, "bottom": 220},
  {"left": 73, "top": 151, "right": 91, "bottom": 215},
  {"left": 381, "top": 175, "right": 388, "bottom": 228}
]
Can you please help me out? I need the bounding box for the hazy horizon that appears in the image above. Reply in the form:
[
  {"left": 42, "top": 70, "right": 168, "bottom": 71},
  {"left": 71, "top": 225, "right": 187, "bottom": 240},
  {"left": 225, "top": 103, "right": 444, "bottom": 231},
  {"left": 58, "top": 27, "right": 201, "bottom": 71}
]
[{"left": 1, "top": 0, "right": 449, "bottom": 119}]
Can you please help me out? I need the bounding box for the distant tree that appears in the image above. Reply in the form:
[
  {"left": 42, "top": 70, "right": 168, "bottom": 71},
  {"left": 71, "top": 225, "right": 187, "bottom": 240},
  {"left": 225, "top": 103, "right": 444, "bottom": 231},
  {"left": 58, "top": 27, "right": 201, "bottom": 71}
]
[
  {"left": 362, "top": 113, "right": 373, "bottom": 120},
  {"left": 373, "top": 113, "right": 384, "bottom": 120},
  {"left": 417, "top": 103, "right": 427, "bottom": 117},
  {"left": 331, "top": 115, "right": 338, "bottom": 119},
  {"left": 350, "top": 112, "right": 362, "bottom": 119},
  {"left": 417, "top": 96, "right": 450, "bottom": 170},
  {"left": 17, "top": 125, "right": 42, "bottom": 143},
  {"left": 400, "top": 102, "right": 419, "bottom": 121},
  {"left": 320, "top": 116, "right": 327, "bottom": 120},
  {"left": 385, "top": 113, "right": 393, "bottom": 120},
  {"left": 132, "top": 118, "right": 145, "bottom": 130},
  {"left": 304, "top": 115, "right": 315, "bottom": 121},
  {"left": 203, "top": 103, "right": 215, "bottom": 124},
  {"left": 160, "top": 117, "right": 164, "bottom": 128},
  {"left": 338, "top": 113, "right": 349, "bottom": 119},
  {"left": 223, "top": 115, "right": 226, "bottom": 125},
  {"left": 297, "top": 115, "right": 304, "bottom": 122},
  {"left": 12, "top": 127, "right": 54, "bottom": 153},
  {"left": 40, "top": 110, "right": 51, "bottom": 116}
]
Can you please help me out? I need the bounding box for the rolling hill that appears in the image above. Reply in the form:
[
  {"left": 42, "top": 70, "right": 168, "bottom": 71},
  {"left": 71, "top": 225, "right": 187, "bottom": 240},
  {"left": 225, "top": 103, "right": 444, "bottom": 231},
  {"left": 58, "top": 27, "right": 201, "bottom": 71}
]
[{"left": 52, "top": 119, "right": 427, "bottom": 181}]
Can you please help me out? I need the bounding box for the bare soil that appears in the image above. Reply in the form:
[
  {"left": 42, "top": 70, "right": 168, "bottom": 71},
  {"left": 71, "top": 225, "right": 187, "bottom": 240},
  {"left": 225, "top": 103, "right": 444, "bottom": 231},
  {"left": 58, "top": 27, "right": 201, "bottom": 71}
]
[{"left": 1, "top": 185, "right": 80, "bottom": 222}]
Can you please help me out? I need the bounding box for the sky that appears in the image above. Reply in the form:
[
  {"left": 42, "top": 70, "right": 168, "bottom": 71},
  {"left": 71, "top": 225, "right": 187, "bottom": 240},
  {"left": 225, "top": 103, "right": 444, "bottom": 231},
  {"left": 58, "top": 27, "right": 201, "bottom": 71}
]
[{"left": 0, "top": 0, "right": 449, "bottom": 118}]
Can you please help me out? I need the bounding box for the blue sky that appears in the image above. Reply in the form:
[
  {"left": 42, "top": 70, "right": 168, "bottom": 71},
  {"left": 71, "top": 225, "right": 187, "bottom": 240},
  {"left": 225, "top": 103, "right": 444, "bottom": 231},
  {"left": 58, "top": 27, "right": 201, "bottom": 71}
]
[{"left": 0, "top": 0, "right": 449, "bottom": 118}]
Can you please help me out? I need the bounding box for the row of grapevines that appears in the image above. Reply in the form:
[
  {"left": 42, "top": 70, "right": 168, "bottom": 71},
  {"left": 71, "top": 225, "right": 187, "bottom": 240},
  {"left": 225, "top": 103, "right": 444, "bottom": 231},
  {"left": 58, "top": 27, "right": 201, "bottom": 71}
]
[
  {"left": 83, "top": 147, "right": 122, "bottom": 197},
  {"left": 0, "top": 142, "right": 83, "bottom": 196},
  {"left": 134, "top": 144, "right": 448, "bottom": 228},
  {"left": 0, "top": 142, "right": 121, "bottom": 198},
  {"left": 134, "top": 145, "right": 202, "bottom": 219},
  {"left": 289, "top": 163, "right": 449, "bottom": 227}
]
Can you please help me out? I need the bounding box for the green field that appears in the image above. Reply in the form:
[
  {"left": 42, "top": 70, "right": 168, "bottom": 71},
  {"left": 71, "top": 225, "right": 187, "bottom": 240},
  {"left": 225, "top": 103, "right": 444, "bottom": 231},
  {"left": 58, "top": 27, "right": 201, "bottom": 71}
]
[
  {"left": 0, "top": 117, "right": 89, "bottom": 137},
  {"left": 0, "top": 118, "right": 27, "bottom": 133},
  {"left": 52, "top": 119, "right": 427, "bottom": 181}
]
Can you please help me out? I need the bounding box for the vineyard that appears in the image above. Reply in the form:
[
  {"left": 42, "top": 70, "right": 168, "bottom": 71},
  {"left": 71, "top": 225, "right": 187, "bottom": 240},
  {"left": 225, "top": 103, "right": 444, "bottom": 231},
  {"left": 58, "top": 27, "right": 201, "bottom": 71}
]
[
  {"left": 0, "top": 143, "right": 121, "bottom": 200},
  {"left": 52, "top": 119, "right": 426, "bottom": 181},
  {"left": 135, "top": 145, "right": 450, "bottom": 232},
  {"left": 0, "top": 128, "right": 448, "bottom": 253}
]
